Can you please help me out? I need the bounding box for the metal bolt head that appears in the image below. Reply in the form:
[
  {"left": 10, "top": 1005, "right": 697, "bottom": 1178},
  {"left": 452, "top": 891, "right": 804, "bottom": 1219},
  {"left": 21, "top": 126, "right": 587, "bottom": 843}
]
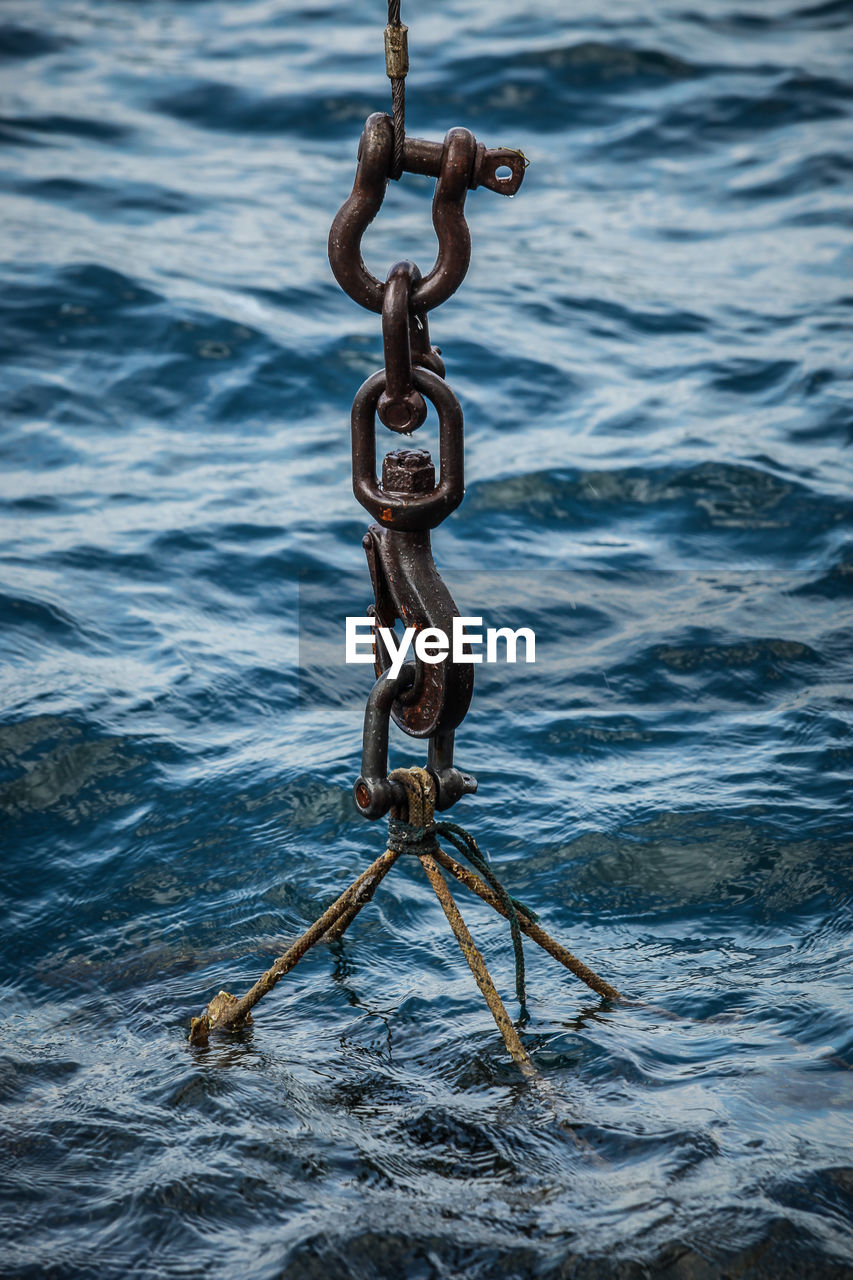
[
  {"left": 382, "top": 448, "right": 435, "bottom": 494},
  {"left": 377, "top": 388, "right": 427, "bottom": 433}
]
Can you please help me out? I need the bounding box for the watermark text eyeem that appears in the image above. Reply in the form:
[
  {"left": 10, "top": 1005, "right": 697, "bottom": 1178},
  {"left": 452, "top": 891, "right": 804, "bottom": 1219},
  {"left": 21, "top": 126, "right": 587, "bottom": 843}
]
[{"left": 345, "top": 616, "right": 535, "bottom": 678}]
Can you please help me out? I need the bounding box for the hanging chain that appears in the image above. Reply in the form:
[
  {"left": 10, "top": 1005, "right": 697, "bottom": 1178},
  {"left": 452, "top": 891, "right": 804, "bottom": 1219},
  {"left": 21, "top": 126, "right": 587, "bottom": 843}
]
[
  {"left": 185, "top": 8, "right": 623, "bottom": 1055},
  {"left": 328, "top": 12, "right": 527, "bottom": 820}
]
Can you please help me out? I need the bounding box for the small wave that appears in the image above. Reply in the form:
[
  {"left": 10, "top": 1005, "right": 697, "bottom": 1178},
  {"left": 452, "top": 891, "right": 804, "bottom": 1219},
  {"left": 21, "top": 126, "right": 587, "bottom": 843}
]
[
  {"left": 0, "top": 111, "right": 130, "bottom": 144},
  {"left": 18, "top": 176, "right": 199, "bottom": 223},
  {"left": 0, "top": 24, "right": 70, "bottom": 61},
  {"left": 599, "top": 70, "right": 852, "bottom": 159},
  {"left": 464, "top": 460, "right": 848, "bottom": 542},
  {"left": 151, "top": 80, "right": 380, "bottom": 139}
]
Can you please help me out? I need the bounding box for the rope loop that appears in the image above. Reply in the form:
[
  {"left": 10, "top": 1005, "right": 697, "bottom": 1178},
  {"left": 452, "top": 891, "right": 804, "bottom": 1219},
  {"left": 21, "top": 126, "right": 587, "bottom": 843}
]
[{"left": 389, "top": 764, "right": 435, "bottom": 824}]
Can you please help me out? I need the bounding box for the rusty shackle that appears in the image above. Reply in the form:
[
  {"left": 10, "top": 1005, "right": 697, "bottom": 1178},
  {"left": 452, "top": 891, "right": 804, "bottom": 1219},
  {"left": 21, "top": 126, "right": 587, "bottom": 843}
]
[{"left": 328, "top": 112, "right": 525, "bottom": 316}]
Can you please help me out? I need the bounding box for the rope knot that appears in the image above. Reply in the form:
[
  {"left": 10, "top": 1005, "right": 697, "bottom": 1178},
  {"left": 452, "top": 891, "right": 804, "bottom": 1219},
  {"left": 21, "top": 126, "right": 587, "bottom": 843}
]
[
  {"left": 387, "top": 815, "right": 439, "bottom": 856},
  {"left": 387, "top": 764, "right": 439, "bottom": 854}
]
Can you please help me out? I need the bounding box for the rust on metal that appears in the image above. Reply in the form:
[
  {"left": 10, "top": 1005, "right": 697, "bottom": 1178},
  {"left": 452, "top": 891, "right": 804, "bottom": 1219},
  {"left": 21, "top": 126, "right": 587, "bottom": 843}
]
[
  {"left": 351, "top": 367, "right": 465, "bottom": 533},
  {"left": 329, "top": 95, "right": 526, "bottom": 818},
  {"left": 363, "top": 518, "right": 473, "bottom": 737},
  {"left": 377, "top": 260, "right": 430, "bottom": 433},
  {"left": 328, "top": 115, "right": 526, "bottom": 315}
]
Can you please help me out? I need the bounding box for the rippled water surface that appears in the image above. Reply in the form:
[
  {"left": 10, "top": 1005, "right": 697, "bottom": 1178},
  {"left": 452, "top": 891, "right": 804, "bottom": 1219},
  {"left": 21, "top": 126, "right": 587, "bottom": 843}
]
[{"left": 2, "top": 1, "right": 853, "bottom": 1276}]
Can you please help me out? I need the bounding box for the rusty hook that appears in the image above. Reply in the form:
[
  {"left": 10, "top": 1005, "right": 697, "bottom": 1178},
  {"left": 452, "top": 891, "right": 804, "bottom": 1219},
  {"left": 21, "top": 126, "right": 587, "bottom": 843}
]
[{"left": 363, "top": 503, "right": 474, "bottom": 738}]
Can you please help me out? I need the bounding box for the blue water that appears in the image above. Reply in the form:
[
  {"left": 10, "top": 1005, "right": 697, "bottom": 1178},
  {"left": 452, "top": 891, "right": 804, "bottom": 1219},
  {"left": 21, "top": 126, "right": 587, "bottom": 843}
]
[{"left": 2, "top": 0, "right": 853, "bottom": 1275}]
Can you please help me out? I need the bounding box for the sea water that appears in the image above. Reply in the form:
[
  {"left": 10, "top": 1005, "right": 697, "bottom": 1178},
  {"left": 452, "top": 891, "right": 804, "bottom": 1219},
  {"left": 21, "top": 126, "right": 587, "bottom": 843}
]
[{"left": 1, "top": 1, "right": 852, "bottom": 1275}]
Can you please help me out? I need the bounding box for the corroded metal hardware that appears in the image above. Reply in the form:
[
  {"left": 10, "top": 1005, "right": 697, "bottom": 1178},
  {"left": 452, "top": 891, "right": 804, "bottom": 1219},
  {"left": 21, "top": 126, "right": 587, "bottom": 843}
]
[
  {"left": 187, "top": 13, "right": 622, "bottom": 1058},
  {"left": 354, "top": 665, "right": 477, "bottom": 820},
  {"left": 328, "top": 113, "right": 393, "bottom": 315},
  {"left": 363, "top": 511, "right": 474, "bottom": 738},
  {"left": 427, "top": 729, "right": 478, "bottom": 812},
  {"left": 402, "top": 135, "right": 526, "bottom": 195},
  {"left": 378, "top": 260, "right": 428, "bottom": 433},
  {"left": 331, "top": 101, "right": 525, "bottom": 815},
  {"left": 354, "top": 663, "right": 416, "bottom": 819},
  {"left": 377, "top": 259, "right": 447, "bottom": 433},
  {"left": 410, "top": 311, "right": 445, "bottom": 379},
  {"left": 352, "top": 373, "right": 464, "bottom": 532},
  {"left": 328, "top": 113, "right": 525, "bottom": 315}
]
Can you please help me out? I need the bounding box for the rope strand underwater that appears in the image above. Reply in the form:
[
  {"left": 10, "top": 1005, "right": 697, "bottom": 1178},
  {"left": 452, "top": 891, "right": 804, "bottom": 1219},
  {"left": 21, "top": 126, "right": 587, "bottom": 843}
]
[
  {"left": 386, "top": 768, "right": 538, "bottom": 1018},
  {"left": 187, "top": 766, "right": 619, "bottom": 1073}
]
